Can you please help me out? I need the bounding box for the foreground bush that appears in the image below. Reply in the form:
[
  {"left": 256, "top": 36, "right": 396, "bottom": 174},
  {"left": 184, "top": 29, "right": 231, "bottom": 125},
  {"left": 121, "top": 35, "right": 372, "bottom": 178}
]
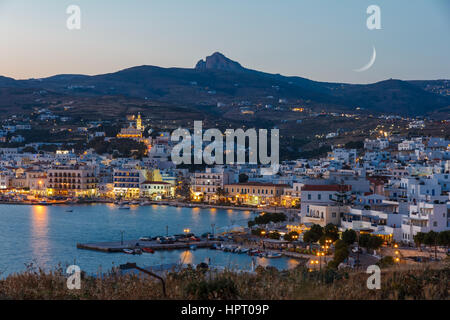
[{"left": 0, "top": 262, "right": 448, "bottom": 300}]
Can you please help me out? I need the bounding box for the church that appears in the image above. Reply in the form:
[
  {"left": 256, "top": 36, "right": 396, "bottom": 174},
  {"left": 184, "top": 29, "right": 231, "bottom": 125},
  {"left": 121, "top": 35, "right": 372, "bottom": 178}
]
[{"left": 116, "top": 113, "right": 144, "bottom": 140}]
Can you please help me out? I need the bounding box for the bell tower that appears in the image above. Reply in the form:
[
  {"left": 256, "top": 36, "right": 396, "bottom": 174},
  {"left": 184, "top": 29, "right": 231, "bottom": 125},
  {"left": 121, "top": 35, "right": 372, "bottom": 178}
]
[{"left": 136, "top": 113, "right": 143, "bottom": 131}]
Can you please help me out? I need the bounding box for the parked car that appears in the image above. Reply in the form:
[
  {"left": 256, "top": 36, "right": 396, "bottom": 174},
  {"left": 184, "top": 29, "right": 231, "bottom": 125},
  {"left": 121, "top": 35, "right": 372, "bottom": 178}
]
[{"left": 156, "top": 237, "right": 174, "bottom": 244}]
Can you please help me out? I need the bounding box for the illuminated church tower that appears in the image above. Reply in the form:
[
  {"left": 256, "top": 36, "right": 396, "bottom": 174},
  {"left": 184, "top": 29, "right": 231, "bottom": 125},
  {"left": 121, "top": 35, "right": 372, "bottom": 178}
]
[{"left": 136, "top": 113, "right": 143, "bottom": 131}]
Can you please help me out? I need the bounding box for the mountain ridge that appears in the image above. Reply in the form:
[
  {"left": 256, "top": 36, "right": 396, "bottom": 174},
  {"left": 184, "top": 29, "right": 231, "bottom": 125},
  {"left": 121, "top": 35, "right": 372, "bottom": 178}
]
[{"left": 0, "top": 52, "right": 448, "bottom": 116}]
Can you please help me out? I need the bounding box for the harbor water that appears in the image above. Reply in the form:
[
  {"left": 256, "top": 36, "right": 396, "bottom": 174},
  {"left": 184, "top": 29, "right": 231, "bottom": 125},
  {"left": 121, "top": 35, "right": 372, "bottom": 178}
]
[{"left": 0, "top": 204, "right": 301, "bottom": 277}]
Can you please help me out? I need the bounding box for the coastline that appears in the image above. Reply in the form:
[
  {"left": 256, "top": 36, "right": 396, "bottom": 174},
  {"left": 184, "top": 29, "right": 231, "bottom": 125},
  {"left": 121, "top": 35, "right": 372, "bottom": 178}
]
[{"left": 0, "top": 199, "right": 298, "bottom": 214}]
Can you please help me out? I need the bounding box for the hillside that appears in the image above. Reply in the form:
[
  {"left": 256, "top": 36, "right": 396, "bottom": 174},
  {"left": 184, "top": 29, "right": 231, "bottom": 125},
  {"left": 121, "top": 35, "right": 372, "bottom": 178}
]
[{"left": 0, "top": 52, "right": 448, "bottom": 116}]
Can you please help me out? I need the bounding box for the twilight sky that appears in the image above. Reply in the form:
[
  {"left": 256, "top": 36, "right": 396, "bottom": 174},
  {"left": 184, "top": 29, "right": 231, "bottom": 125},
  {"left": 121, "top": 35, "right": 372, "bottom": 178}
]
[{"left": 1, "top": 0, "right": 449, "bottom": 83}]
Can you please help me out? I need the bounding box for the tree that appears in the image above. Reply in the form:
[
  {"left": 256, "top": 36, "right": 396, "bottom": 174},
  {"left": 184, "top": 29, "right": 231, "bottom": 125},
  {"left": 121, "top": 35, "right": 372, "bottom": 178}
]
[
  {"left": 333, "top": 247, "right": 349, "bottom": 264},
  {"left": 22, "top": 146, "right": 37, "bottom": 153},
  {"left": 328, "top": 240, "right": 349, "bottom": 269},
  {"left": 367, "top": 236, "right": 384, "bottom": 253},
  {"left": 358, "top": 233, "right": 371, "bottom": 249},
  {"left": 176, "top": 180, "right": 192, "bottom": 201},
  {"left": 342, "top": 229, "right": 357, "bottom": 246},
  {"left": 284, "top": 231, "right": 299, "bottom": 242},
  {"left": 238, "top": 173, "right": 249, "bottom": 183},
  {"left": 215, "top": 187, "right": 228, "bottom": 203},
  {"left": 413, "top": 232, "right": 426, "bottom": 251},
  {"left": 251, "top": 228, "right": 265, "bottom": 236},
  {"left": 334, "top": 239, "right": 348, "bottom": 251},
  {"left": 359, "top": 234, "right": 383, "bottom": 254},
  {"left": 303, "top": 224, "right": 323, "bottom": 244},
  {"left": 437, "top": 230, "right": 450, "bottom": 249},
  {"left": 268, "top": 231, "right": 281, "bottom": 240},
  {"left": 324, "top": 223, "right": 339, "bottom": 242},
  {"left": 424, "top": 231, "right": 439, "bottom": 259},
  {"left": 250, "top": 212, "right": 287, "bottom": 226}
]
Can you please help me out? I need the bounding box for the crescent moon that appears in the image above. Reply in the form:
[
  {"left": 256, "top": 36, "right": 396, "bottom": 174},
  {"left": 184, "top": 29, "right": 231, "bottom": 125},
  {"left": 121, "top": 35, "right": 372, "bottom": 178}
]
[{"left": 354, "top": 46, "right": 376, "bottom": 72}]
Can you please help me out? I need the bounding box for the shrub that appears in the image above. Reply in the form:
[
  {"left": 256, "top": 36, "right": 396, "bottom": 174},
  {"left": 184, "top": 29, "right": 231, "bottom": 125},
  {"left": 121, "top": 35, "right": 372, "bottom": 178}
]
[
  {"left": 376, "top": 256, "right": 395, "bottom": 268},
  {"left": 185, "top": 277, "right": 239, "bottom": 300}
]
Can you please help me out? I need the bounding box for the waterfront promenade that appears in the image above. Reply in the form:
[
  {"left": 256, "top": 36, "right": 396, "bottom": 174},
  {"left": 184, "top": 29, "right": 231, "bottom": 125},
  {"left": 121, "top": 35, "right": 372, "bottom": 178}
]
[{"left": 77, "top": 239, "right": 220, "bottom": 253}]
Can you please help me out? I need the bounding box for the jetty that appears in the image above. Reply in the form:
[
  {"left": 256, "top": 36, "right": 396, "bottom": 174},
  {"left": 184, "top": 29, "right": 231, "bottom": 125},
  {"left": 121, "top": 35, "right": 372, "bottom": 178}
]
[{"left": 77, "top": 239, "right": 221, "bottom": 253}]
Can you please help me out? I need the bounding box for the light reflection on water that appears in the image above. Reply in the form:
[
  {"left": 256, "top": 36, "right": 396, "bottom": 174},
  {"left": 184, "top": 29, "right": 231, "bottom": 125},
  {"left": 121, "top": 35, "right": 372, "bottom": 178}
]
[
  {"left": 0, "top": 204, "right": 299, "bottom": 277},
  {"left": 31, "top": 205, "right": 49, "bottom": 268}
]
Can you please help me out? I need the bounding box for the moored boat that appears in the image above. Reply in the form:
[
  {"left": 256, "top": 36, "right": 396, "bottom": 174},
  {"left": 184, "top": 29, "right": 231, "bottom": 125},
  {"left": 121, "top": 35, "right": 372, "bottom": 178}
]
[
  {"left": 123, "top": 249, "right": 134, "bottom": 254},
  {"left": 142, "top": 247, "right": 155, "bottom": 254}
]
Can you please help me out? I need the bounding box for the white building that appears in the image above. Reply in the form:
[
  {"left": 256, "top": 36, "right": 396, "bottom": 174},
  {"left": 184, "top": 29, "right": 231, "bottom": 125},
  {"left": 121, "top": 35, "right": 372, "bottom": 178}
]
[
  {"left": 191, "top": 167, "right": 236, "bottom": 203},
  {"left": 401, "top": 202, "right": 449, "bottom": 243},
  {"left": 300, "top": 184, "right": 351, "bottom": 221}
]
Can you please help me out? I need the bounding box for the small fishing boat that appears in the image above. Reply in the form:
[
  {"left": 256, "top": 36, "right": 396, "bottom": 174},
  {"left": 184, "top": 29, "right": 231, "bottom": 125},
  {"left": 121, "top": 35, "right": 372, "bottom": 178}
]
[
  {"left": 133, "top": 248, "right": 143, "bottom": 255},
  {"left": 266, "top": 253, "right": 282, "bottom": 259},
  {"left": 240, "top": 248, "right": 250, "bottom": 254},
  {"left": 119, "top": 205, "right": 130, "bottom": 210},
  {"left": 142, "top": 247, "right": 155, "bottom": 254},
  {"left": 123, "top": 249, "right": 134, "bottom": 254},
  {"left": 189, "top": 245, "right": 197, "bottom": 250},
  {"left": 257, "top": 252, "right": 267, "bottom": 258},
  {"left": 66, "top": 209, "right": 73, "bottom": 213}
]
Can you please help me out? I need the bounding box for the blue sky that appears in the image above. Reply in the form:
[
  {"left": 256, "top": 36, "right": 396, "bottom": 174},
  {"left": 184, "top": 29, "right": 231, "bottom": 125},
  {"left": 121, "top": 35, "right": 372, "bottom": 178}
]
[{"left": 1, "top": 0, "right": 449, "bottom": 83}]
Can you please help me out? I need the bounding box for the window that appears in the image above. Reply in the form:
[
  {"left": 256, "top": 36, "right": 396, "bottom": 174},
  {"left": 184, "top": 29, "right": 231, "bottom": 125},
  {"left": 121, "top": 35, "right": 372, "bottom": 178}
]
[
  {"left": 318, "top": 194, "right": 321, "bottom": 200},
  {"left": 307, "top": 194, "right": 311, "bottom": 200},
  {"left": 332, "top": 212, "right": 336, "bottom": 218}
]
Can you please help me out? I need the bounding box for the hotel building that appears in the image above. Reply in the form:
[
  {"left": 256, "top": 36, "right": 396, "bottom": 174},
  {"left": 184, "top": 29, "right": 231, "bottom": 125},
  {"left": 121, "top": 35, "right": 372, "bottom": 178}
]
[
  {"left": 46, "top": 166, "right": 98, "bottom": 197},
  {"left": 224, "top": 182, "right": 288, "bottom": 206}
]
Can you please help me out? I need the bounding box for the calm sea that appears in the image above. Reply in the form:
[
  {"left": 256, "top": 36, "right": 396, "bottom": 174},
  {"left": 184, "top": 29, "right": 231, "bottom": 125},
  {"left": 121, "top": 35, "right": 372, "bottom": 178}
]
[{"left": 0, "top": 204, "right": 300, "bottom": 277}]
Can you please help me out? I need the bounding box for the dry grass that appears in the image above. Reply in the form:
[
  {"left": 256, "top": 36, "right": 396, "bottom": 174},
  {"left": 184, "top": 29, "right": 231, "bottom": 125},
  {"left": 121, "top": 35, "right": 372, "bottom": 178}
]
[{"left": 0, "top": 261, "right": 448, "bottom": 300}]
